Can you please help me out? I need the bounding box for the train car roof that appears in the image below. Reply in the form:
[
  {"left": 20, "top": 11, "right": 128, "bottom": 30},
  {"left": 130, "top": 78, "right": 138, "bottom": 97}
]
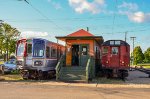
[
  {"left": 18, "top": 38, "right": 64, "bottom": 46},
  {"left": 102, "top": 40, "right": 129, "bottom": 46}
]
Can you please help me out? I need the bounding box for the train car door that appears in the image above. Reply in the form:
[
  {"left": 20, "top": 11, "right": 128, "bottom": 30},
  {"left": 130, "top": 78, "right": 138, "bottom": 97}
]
[
  {"left": 80, "top": 44, "right": 89, "bottom": 67},
  {"left": 26, "top": 40, "right": 32, "bottom": 66},
  {"left": 110, "top": 47, "right": 120, "bottom": 67}
]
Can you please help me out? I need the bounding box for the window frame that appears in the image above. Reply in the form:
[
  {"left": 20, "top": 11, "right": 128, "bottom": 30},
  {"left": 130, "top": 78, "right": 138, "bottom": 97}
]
[
  {"left": 46, "top": 46, "right": 50, "bottom": 58},
  {"left": 102, "top": 47, "right": 108, "bottom": 54},
  {"left": 51, "top": 46, "right": 57, "bottom": 58},
  {"left": 111, "top": 47, "right": 119, "bottom": 55}
]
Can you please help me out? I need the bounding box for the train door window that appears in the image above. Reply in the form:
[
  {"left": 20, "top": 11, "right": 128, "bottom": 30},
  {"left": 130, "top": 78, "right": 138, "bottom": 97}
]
[
  {"left": 51, "top": 46, "right": 57, "bottom": 58},
  {"left": 46, "top": 46, "right": 50, "bottom": 58},
  {"left": 27, "top": 44, "right": 32, "bottom": 54},
  {"left": 103, "top": 47, "right": 108, "bottom": 54},
  {"left": 82, "top": 46, "right": 87, "bottom": 55},
  {"left": 112, "top": 47, "right": 118, "bottom": 55}
]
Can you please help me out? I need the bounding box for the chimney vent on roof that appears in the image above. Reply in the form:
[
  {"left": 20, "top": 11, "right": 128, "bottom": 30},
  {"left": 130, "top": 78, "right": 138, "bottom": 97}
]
[{"left": 87, "top": 27, "right": 89, "bottom": 32}]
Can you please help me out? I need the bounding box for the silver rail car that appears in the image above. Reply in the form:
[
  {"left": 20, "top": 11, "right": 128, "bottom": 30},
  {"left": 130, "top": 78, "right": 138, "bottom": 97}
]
[{"left": 16, "top": 38, "right": 64, "bottom": 79}]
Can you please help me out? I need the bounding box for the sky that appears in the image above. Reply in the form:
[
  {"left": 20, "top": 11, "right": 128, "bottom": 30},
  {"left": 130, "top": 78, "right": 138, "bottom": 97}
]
[{"left": 0, "top": 0, "right": 150, "bottom": 52}]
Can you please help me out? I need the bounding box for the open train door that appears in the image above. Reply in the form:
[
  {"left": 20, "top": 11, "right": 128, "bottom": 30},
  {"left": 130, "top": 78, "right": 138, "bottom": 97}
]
[{"left": 110, "top": 47, "right": 120, "bottom": 68}]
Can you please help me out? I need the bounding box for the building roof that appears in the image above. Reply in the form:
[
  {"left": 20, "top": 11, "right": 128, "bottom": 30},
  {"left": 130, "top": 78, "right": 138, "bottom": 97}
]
[
  {"left": 55, "top": 29, "right": 104, "bottom": 45},
  {"left": 67, "top": 29, "right": 94, "bottom": 37}
]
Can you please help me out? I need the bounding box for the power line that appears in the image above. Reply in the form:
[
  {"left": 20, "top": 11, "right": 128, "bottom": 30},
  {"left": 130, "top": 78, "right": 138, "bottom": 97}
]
[
  {"left": 21, "top": 0, "right": 66, "bottom": 32},
  {"left": 94, "top": 27, "right": 150, "bottom": 36},
  {"left": 111, "top": 0, "right": 118, "bottom": 34}
]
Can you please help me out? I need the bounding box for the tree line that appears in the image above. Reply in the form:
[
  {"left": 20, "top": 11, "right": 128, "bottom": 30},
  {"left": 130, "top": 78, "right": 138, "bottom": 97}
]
[
  {"left": 133, "top": 46, "right": 150, "bottom": 65},
  {"left": 0, "top": 23, "right": 20, "bottom": 61}
]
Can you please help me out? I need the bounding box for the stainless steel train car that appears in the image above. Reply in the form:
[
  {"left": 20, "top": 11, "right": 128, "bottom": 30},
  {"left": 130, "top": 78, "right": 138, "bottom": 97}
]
[{"left": 16, "top": 38, "right": 64, "bottom": 79}]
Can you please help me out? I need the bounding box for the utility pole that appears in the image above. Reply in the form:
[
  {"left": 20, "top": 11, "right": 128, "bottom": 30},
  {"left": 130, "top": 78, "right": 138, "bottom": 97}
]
[
  {"left": 130, "top": 37, "right": 136, "bottom": 66},
  {"left": 125, "top": 31, "right": 127, "bottom": 42}
]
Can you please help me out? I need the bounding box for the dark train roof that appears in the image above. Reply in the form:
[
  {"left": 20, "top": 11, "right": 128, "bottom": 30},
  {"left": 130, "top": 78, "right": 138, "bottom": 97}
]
[{"left": 102, "top": 40, "right": 129, "bottom": 46}]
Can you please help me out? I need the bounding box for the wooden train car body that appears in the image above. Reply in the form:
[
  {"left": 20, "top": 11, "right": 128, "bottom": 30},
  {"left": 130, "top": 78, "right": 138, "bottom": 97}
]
[
  {"left": 16, "top": 38, "right": 64, "bottom": 79},
  {"left": 101, "top": 40, "right": 130, "bottom": 78}
]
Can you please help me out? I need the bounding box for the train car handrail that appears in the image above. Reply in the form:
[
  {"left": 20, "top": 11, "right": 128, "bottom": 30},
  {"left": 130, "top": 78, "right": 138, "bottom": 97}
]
[
  {"left": 56, "top": 55, "right": 65, "bottom": 80},
  {"left": 86, "top": 56, "right": 93, "bottom": 82}
]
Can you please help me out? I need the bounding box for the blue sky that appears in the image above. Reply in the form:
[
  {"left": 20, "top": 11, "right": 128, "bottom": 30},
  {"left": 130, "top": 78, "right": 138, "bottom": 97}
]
[{"left": 0, "top": 0, "right": 150, "bottom": 52}]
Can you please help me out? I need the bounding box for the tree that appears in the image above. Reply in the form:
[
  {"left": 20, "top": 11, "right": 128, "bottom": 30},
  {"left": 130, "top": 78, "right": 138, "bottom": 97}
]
[
  {"left": 0, "top": 23, "right": 20, "bottom": 61},
  {"left": 133, "top": 46, "right": 144, "bottom": 65},
  {"left": 143, "top": 47, "right": 150, "bottom": 63}
]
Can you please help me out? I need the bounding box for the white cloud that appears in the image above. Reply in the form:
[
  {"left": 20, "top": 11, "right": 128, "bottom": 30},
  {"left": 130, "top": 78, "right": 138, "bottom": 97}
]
[
  {"left": 118, "top": 2, "right": 150, "bottom": 23},
  {"left": 128, "top": 11, "right": 150, "bottom": 23},
  {"left": 20, "top": 31, "right": 49, "bottom": 38},
  {"left": 118, "top": 1, "right": 138, "bottom": 11},
  {"left": 20, "top": 31, "right": 59, "bottom": 43},
  {"left": 68, "top": 0, "right": 105, "bottom": 14}
]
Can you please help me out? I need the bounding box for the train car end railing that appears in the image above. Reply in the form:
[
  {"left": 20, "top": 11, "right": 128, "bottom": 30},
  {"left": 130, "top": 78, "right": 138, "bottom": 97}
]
[
  {"left": 86, "top": 56, "right": 94, "bottom": 83},
  {"left": 55, "top": 55, "right": 65, "bottom": 81}
]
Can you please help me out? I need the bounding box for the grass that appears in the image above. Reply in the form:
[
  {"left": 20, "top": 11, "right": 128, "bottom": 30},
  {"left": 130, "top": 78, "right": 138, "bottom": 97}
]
[
  {"left": 0, "top": 74, "right": 23, "bottom": 81},
  {"left": 0, "top": 73, "right": 124, "bottom": 84},
  {"left": 0, "top": 61, "right": 4, "bottom": 64},
  {"left": 91, "top": 77, "right": 124, "bottom": 84},
  {"left": 137, "top": 63, "right": 150, "bottom": 69}
]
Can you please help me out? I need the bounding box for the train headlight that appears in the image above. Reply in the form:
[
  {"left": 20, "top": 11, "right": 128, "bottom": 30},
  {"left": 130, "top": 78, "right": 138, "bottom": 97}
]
[
  {"left": 34, "top": 61, "right": 43, "bottom": 66},
  {"left": 122, "top": 61, "right": 124, "bottom": 64},
  {"left": 106, "top": 61, "right": 109, "bottom": 63}
]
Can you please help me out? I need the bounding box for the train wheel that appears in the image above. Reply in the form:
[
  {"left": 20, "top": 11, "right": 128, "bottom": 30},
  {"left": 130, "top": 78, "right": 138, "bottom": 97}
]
[
  {"left": 38, "top": 71, "right": 44, "bottom": 80},
  {"left": 120, "top": 70, "right": 128, "bottom": 80},
  {"left": 20, "top": 70, "right": 30, "bottom": 80},
  {"left": 48, "top": 70, "right": 56, "bottom": 79},
  {"left": 106, "top": 69, "right": 113, "bottom": 78}
]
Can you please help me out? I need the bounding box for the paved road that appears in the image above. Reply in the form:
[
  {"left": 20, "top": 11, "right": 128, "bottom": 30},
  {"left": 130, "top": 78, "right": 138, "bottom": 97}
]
[
  {"left": 0, "top": 82, "right": 150, "bottom": 99},
  {"left": 126, "top": 70, "right": 150, "bottom": 84}
]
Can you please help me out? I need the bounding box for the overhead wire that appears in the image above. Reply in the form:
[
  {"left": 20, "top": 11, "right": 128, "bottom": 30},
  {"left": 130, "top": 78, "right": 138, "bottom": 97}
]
[
  {"left": 21, "top": 0, "right": 66, "bottom": 32},
  {"left": 111, "top": 0, "right": 118, "bottom": 34}
]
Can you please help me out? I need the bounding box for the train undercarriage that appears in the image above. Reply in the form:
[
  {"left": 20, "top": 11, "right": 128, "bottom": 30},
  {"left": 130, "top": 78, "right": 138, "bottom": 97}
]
[
  {"left": 98, "top": 68, "right": 128, "bottom": 80},
  {"left": 19, "top": 69, "right": 56, "bottom": 80}
]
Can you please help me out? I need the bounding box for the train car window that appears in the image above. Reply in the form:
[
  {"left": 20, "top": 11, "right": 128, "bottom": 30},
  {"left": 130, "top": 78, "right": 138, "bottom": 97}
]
[
  {"left": 103, "top": 47, "right": 108, "bottom": 54},
  {"left": 27, "top": 44, "right": 32, "bottom": 54},
  {"left": 51, "top": 47, "right": 57, "bottom": 58},
  {"left": 112, "top": 47, "right": 118, "bottom": 55},
  {"left": 33, "top": 40, "right": 45, "bottom": 57},
  {"left": 115, "top": 41, "right": 121, "bottom": 45},
  {"left": 110, "top": 41, "right": 114, "bottom": 45},
  {"left": 46, "top": 46, "right": 50, "bottom": 58},
  {"left": 82, "top": 46, "right": 87, "bottom": 55}
]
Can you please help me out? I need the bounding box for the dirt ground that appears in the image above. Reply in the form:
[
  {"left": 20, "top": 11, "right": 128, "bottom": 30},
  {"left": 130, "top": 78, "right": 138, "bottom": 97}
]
[
  {"left": 0, "top": 82, "right": 150, "bottom": 99},
  {"left": 0, "top": 70, "right": 150, "bottom": 99}
]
